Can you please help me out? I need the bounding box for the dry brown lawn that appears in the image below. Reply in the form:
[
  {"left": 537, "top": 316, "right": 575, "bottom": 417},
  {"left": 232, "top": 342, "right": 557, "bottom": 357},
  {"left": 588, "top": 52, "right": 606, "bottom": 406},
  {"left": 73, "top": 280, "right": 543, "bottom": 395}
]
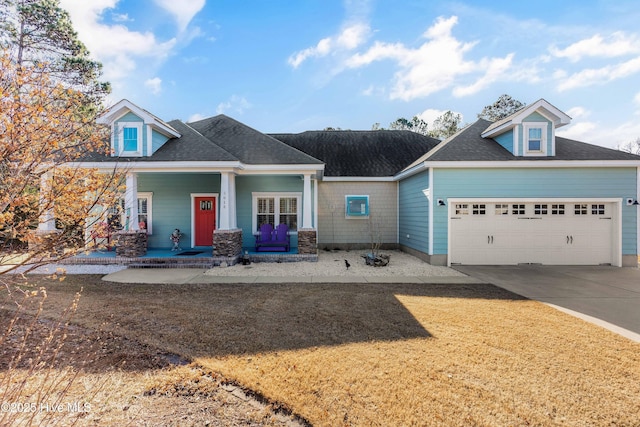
[{"left": 2, "top": 275, "right": 640, "bottom": 426}]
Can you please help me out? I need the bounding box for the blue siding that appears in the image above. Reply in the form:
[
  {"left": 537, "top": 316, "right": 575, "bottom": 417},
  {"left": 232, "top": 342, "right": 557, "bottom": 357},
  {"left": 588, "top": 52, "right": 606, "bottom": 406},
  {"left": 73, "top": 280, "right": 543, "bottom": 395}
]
[
  {"left": 138, "top": 173, "right": 221, "bottom": 248},
  {"left": 432, "top": 167, "right": 637, "bottom": 255},
  {"left": 398, "top": 171, "right": 429, "bottom": 253},
  {"left": 494, "top": 131, "right": 513, "bottom": 153},
  {"left": 235, "top": 176, "right": 306, "bottom": 248},
  {"left": 151, "top": 129, "right": 169, "bottom": 154}
]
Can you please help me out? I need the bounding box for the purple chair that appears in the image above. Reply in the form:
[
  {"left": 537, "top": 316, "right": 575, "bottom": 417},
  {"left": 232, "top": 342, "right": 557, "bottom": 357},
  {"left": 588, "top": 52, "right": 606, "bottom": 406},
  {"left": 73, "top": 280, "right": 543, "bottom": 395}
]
[
  {"left": 274, "top": 223, "right": 290, "bottom": 252},
  {"left": 255, "top": 223, "right": 274, "bottom": 251}
]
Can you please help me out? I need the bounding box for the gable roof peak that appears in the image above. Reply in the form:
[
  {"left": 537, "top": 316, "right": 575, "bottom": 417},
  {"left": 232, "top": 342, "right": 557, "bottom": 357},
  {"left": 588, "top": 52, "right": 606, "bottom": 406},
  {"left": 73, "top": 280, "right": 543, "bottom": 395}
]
[
  {"left": 97, "top": 98, "right": 181, "bottom": 138},
  {"left": 482, "top": 98, "right": 572, "bottom": 138}
]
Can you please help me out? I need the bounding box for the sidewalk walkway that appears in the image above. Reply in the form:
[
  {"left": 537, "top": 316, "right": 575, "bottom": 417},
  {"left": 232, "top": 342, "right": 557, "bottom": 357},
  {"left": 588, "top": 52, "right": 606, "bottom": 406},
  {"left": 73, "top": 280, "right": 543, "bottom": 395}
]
[{"left": 102, "top": 268, "right": 484, "bottom": 285}]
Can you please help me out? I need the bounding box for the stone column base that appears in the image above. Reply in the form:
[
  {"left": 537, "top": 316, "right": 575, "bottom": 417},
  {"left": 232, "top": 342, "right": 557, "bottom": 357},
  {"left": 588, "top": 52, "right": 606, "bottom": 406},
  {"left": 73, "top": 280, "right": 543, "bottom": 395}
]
[
  {"left": 114, "top": 231, "right": 148, "bottom": 257},
  {"left": 213, "top": 228, "right": 243, "bottom": 265},
  {"left": 297, "top": 229, "right": 317, "bottom": 255}
]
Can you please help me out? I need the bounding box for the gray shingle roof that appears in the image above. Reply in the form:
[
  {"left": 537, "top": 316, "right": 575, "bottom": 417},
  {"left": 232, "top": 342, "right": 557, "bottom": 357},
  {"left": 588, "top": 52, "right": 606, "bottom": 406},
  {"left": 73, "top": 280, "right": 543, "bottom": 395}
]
[
  {"left": 427, "top": 119, "right": 640, "bottom": 162},
  {"left": 188, "top": 115, "right": 323, "bottom": 165},
  {"left": 271, "top": 130, "right": 440, "bottom": 177}
]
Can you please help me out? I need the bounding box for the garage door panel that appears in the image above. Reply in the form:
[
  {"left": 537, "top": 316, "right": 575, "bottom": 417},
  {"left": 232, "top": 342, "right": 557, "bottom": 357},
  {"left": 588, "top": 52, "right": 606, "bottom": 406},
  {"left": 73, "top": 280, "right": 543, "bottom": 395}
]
[{"left": 450, "top": 201, "right": 615, "bottom": 265}]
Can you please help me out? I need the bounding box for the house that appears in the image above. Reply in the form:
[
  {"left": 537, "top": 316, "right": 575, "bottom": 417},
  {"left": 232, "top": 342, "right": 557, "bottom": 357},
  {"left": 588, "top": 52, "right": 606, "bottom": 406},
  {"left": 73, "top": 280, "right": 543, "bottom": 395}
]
[{"left": 70, "top": 98, "right": 640, "bottom": 267}]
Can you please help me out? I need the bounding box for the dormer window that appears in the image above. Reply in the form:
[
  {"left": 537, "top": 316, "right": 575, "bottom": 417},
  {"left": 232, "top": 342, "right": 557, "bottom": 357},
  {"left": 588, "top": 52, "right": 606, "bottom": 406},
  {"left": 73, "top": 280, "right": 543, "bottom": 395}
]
[
  {"left": 523, "top": 122, "right": 548, "bottom": 156},
  {"left": 118, "top": 122, "right": 143, "bottom": 156}
]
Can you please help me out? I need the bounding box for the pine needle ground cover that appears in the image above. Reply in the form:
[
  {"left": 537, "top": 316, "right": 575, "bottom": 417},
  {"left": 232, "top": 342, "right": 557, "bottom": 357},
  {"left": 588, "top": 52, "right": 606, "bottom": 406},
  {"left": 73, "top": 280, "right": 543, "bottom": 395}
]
[{"left": 5, "top": 276, "right": 640, "bottom": 426}]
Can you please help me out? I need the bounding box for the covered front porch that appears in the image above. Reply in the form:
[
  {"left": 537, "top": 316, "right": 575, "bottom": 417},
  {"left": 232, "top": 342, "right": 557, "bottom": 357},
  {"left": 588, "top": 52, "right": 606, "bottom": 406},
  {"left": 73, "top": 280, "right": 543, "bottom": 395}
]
[{"left": 84, "top": 168, "right": 320, "bottom": 265}]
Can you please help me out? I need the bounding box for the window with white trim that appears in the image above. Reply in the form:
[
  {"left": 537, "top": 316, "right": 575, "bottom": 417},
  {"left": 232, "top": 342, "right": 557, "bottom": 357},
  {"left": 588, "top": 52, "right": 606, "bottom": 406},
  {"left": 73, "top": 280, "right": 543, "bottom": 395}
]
[
  {"left": 345, "top": 195, "right": 369, "bottom": 218},
  {"left": 137, "top": 193, "right": 152, "bottom": 233},
  {"left": 512, "top": 204, "right": 525, "bottom": 215},
  {"left": 534, "top": 204, "right": 548, "bottom": 215},
  {"left": 523, "top": 122, "right": 548, "bottom": 156},
  {"left": 551, "top": 204, "right": 565, "bottom": 215},
  {"left": 118, "top": 122, "right": 143, "bottom": 156},
  {"left": 108, "top": 192, "right": 153, "bottom": 233},
  {"left": 591, "top": 204, "right": 605, "bottom": 215},
  {"left": 455, "top": 204, "right": 469, "bottom": 215},
  {"left": 495, "top": 204, "right": 509, "bottom": 215},
  {"left": 472, "top": 204, "right": 486, "bottom": 215},
  {"left": 574, "top": 204, "right": 588, "bottom": 215},
  {"left": 253, "top": 193, "right": 301, "bottom": 232}
]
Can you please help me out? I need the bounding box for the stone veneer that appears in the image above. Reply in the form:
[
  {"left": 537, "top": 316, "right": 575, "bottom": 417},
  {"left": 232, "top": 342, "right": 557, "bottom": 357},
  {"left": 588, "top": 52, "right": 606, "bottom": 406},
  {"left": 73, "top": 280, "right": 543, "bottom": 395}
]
[
  {"left": 114, "top": 231, "right": 148, "bottom": 257},
  {"left": 213, "top": 228, "right": 243, "bottom": 265},
  {"left": 297, "top": 228, "right": 317, "bottom": 255}
]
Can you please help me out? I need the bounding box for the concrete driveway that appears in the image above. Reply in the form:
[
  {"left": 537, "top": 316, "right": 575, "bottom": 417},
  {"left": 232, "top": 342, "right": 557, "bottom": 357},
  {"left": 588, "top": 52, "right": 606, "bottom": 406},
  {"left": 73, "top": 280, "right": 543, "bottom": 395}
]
[{"left": 454, "top": 265, "right": 640, "bottom": 341}]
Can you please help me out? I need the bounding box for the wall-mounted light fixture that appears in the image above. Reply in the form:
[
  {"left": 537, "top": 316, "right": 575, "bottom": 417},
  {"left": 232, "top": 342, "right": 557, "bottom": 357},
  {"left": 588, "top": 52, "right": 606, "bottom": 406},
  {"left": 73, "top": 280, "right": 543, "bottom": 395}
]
[
  {"left": 437, "top": 199, "right": 446, "bottom": 206},
  {"left": 626, "top": 198, "right": 640, "bottom": 206}
]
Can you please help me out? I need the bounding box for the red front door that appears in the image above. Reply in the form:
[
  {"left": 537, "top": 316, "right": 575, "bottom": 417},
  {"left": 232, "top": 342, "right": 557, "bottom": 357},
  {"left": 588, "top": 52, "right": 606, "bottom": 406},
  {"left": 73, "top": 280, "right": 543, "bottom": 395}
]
[{"left": 195, "top": 197, "right": 216, "bottom": 246}]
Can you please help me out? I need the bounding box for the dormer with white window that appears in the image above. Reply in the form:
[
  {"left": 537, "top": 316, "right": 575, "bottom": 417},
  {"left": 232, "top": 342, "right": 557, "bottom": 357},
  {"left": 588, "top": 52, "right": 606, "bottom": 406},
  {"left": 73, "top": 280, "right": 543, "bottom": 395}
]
[
  {"left": 481, "top": 99, "right": 571, "bottom": 157},
  {"left": 97, "top": 99, "right": 181, "bottom": 157}
]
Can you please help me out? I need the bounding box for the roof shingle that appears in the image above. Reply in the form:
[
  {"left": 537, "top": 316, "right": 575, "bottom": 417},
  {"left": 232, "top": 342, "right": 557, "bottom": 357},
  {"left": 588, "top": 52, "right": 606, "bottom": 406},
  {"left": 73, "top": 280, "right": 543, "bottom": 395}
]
[{"left": 271, "top": 130, "right": 440, "bottom": 177}]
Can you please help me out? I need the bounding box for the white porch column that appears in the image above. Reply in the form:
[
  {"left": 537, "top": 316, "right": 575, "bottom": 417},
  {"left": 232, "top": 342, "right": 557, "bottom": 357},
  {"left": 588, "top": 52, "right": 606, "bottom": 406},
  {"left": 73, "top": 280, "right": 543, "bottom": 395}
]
[
  {"left": 302, "top": 173, "right": 313, "bottom": 229},
  {"left": 124, "top": 172, "right": 139, "bottom": 231},
  {"left": 229, "top": 172, "right": 237, "bottom": 229},
  {"left": 219, "top": 172, "right": 231, "bottom": 230},
  {"left": 38, "top": 170, "right": 57, "bottom": 232}
]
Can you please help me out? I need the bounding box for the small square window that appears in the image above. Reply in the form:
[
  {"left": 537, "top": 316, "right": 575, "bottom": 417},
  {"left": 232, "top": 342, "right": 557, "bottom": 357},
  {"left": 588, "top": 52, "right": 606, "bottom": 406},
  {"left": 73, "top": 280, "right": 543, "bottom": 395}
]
[
  {"left": 472, "top": 204, "right": 486, "bottom": 215},
  {"left": 495, "top": 204, "right": 509, "bottom": 215},
  {"left": 591, "top": 204, "right": 605, "bottom": 215},
  {"left": 455, "top": 204, "right": 469, "bottom": 215},
  {"left": 346, "top": 195, "right": 369, "bottom": 217},
  {"left": 575, "top": 204, "right": 588, "bottom": 215},
  {"left": 534, "top": 204, "right": 548, "bottom": 215},
  {"left": 512, "top": 204, "right": 525, "bottom": 215},
  {"left": 551, "top": 204, "right": 565, "bottom": 215}
]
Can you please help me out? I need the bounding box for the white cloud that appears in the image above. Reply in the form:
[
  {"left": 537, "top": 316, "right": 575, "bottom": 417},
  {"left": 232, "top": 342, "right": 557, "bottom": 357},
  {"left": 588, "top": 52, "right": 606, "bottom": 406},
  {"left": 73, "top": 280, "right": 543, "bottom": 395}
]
[
  {"left": 153, "top": 0, "right": 205, "bottom": 32},
  {"left": 188, "top": 113, "right": 205, "bottom": 123},
  {"left": 345, "top": 16, "right": 514, "bottom": 101},
  {"left": 453, "top": 54, "right": 514, "bottom": 97},
  {"left": 216, "top": 95, "right": 252, "bottom": 115},
  {"left": 634, "top": 91, "right": 640, "bottom": 106},
  {"left": 288, "top": 22, "right": 371, "bottom": 68},
  {"left": 59, "top": 0, "right": 177, "bottom": 84},
  {"left": 144, "top": 77, "right": 162, "bottom": 95},
  {"left": 550, "top": 32, "right": 640, "bottom": 62},
  {"left": 558, "top": 117, "right": 640, "bottom": 149},
  {"left": 112, "top": 12, "right": 132, "bottom": 22},
  {"left": 565, "top": 106, "right": 590, "bottom": 120},
  {"left": 556, "top": 56, "right": 640, "bottom": 91}
]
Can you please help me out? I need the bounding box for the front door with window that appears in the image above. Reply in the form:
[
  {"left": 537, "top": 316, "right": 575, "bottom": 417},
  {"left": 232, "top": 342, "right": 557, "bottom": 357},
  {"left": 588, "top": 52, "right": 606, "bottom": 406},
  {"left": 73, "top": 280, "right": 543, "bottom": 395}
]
[{"left": 195, "top": 197, "right": 216, "bottom": 246}]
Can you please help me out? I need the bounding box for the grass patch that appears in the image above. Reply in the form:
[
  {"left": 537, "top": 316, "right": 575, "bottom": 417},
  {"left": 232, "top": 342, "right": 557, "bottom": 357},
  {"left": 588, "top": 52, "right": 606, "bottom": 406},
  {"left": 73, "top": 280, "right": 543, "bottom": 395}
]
[{"left": 4, "top": 275, "right": 640, "bottom": 425}]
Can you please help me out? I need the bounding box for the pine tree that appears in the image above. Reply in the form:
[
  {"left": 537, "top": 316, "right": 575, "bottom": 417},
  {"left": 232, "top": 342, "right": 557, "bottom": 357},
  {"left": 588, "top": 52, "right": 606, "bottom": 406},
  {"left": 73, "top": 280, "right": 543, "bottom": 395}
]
[
  {"left": 478, "top": 94, "right": 525, "bottom": 122},
  {"left": 0, "top": 0, "right": 110, "bottom": 104}
]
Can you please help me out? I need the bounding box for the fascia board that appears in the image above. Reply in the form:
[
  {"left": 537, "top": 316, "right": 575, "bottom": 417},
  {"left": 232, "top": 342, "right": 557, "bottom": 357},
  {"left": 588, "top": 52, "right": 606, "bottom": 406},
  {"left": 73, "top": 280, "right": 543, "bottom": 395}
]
[
  {"left": 64, "top": 161, "right": 243, "bottom": 172},
  {"left": 394, "top": 162, "right": 428, "bottom": 181},
  {"left": 424, "top": 160, "right": 640, "bottom": 168}
]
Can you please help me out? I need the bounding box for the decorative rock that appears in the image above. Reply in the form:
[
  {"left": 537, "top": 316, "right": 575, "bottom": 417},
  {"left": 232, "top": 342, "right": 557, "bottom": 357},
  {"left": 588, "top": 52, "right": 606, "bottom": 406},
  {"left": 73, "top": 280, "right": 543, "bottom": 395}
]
[
  {"left": 297, "top": 229, "right": 317, "bottom": 254},
  {"left": 114, "top": 231, "right": 148, "bottom": 257}
]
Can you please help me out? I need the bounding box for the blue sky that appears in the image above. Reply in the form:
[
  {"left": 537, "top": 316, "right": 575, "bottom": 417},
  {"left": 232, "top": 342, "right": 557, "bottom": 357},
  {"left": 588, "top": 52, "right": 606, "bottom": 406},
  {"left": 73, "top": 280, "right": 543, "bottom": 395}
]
[{"left": 59, "top": 0, "right": 640, "bottom": 148}]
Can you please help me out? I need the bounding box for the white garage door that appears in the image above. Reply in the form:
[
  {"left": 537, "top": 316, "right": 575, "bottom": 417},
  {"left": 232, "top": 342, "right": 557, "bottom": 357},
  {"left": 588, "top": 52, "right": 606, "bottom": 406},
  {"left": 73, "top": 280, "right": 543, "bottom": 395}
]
[{"left": 449, "top": 201, "right": 617, "bottom": 265}]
